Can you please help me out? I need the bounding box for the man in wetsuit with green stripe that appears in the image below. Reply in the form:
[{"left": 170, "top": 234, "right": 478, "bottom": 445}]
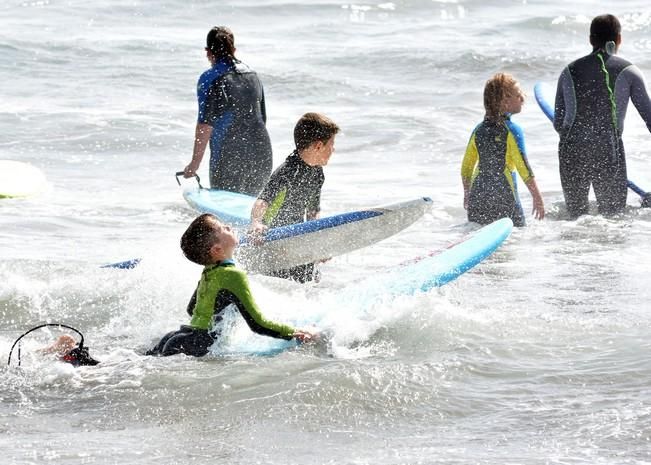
[
  {"left": 147, "top": 214, "right": 314, "bottom": 357},
  {"left": 554, "top": 14, "right": 651, "bottom": 217},
  {"left": 249, "top": 113, "right": 340, "bottom": 283}
]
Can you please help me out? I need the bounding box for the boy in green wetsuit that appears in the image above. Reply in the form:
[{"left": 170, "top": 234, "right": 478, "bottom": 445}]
[
  {"left": 147, "top": 214, "right": 314, "bottom": 357},
  {"left": 249, "top": 112, "right": 340, "bottom": 283}
]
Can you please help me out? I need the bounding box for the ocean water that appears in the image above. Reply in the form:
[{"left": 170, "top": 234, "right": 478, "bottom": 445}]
[{"left": 2, "top": 1, "right": 651, "bottom": 464}]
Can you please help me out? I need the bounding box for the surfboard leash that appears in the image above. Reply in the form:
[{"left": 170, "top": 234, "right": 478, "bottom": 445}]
[{"left": 7, "top": 323, "right": 100, "bottom": 367}]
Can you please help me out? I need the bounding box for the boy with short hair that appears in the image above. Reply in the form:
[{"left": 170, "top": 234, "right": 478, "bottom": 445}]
[
  {"left": 249, "top": 112, "right": 340, "bottom": 283},
  {"left": 147, "top": 213, "right": 314, "bottom": 357}
]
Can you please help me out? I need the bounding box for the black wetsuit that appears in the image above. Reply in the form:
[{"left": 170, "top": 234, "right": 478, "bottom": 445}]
[
  {"left": 198, "top": 59, "right": 273, "bottom": 196},
  {"left": 555, "top": 50, "right": 651, "bottom": 217},
  {"left": 257, "top": 151, "right": 324, "bottom": 283}
]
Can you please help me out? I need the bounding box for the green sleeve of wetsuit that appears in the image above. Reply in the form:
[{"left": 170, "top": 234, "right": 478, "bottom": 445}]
[{"left": 226, "top": 269, "right": 295, "bottom": 338}]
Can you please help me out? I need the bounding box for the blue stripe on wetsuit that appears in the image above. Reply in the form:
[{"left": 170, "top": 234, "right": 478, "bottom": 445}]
[
  {"left": 504, "top": 117, "right": 529, "bottom": 216},
  {"left": 197, "top": 59, "right": 235, "bottom": 169}
]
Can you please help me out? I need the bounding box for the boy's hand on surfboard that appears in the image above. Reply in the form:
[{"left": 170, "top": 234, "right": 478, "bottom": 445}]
[{"left": 247, "top": 222, "right": 268, "bottom": 245}]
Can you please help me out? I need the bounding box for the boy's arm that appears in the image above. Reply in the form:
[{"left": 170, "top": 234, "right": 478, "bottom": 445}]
[
  {"left": 229, "top": 271, "right": 296, "bottom": 340},
  {"left": 249, "top": 199, "right": 270, "bottom": 242}
]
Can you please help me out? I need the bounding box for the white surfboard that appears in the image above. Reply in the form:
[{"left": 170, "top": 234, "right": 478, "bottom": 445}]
[
  {"left": 0, "top": 160, "right": 47, "bottom": 198},
  {"left": 236, "top": 197, "right": 433, "bottom": 274},
  {"left": 105, "top": 197, "right": 432, "bottom": 272}
]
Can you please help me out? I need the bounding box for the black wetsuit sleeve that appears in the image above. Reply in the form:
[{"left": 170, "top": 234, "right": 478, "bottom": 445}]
[
  {"left": 626, "top": 66, "right": 651, "bottom": 132},
  {"left": 554, "top": 68, "right": 572, "bottom": 134},
  {"left": 186, "top": 286, "right": 198, "bottom": 317},
  {"left": 258, "top": 163, "right": 287, "bottom": 204}
]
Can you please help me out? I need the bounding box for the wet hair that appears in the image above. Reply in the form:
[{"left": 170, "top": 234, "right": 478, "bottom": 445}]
[
  {"left": 483, "top": 73, "right": 519, "bottom": 121},
  {"left": 590, "top": 14, "right": 621, "bottom": 50},
  {"left": 180, "top": 213, "right": 221, "bottom": 266},
  {"left": 293, "top": 113, "right": 340, "bottom": 152},
  {"left": 206, "top": 26, "right": 235, "bottom": 61}
]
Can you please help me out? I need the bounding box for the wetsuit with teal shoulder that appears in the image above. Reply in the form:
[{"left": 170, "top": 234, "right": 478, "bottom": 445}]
[
  {"left": 198, "top": 58, "right": 272, "bottom": 195},
  {"left": 256, "top": 150, "right": 324, "bottom": 283},
  {"left": 147, "top": 260, "right": 294, "bottom": 357},
  {"left": 461, "top": 116, "right": 534, "bottom": 227},
  {"left": 555, "top": 50, "right": 651, "bottom": 217}
]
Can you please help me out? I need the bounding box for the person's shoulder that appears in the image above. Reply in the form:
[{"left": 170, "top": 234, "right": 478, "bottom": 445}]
[
  {"left": 214, "top": 264, "right": 250, "bottom": 285},
  {"left": 471, "top": 120, "right": 485, "bottom": 132},
  {"left": 198, "top": 65, "right": 227, "bottom": 88},
  {"left": 233, "top": 60, "right": 254, "bottom": 73},
  {"left": 505, "top": 117, "right": 523, "bottom": 132},
  {"left": 267, "top": 155, "right": 294, "bottom": 179},
  {"left": 611, "top": 54, "right": 633, "bottom": 67}
]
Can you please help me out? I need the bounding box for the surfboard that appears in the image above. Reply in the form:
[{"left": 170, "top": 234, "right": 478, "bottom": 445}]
[
  {"left": 236, "top": 197, "right": 433, "bottom": 274},
  {"left": 534, "top": 82, "right": 650, "bottom": 205},
  {"left": 104, "top": 197, "right": 433, "bottom": 271},
  {"left": 214, "top": 218, "right": 514, "bottom": 356},
  {"left": 0, "top": 160, "right": 47, "bottom": 198},
  {"left": 367, "top": 217, "right": 513, "bottom": 296},
  {"left": 182, "top": 188, "right": 255, "bottom": 227}
]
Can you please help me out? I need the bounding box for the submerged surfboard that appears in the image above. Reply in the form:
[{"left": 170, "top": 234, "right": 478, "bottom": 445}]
[
  {"left": 236, "top": 197, "right": 433, "bottom": 274},
  {"left": 534, "top": 82, "right": 650, "bottom": 202},
  {"left": 214, "top": 218, "right": 513, "bottom": 357},
  {"left": 0, "top": 160, "right": 47, "bottom": 198}
]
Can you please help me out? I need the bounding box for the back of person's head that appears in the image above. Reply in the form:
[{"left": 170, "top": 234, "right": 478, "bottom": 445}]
[
  {"left": 180, "top": 213, "right": 221, "bottom": 265},
  {"left": 483, "top": 73, "right": 518, "bottom": 120},
  {"left": 206, "top": 26, "right": 236, "bottom": 61},
  {"left": 294, "top": 113, "right": 340, "bottom": 151},
  {"left": 590, "top": 14, "right": 621, "bottom": 50}
]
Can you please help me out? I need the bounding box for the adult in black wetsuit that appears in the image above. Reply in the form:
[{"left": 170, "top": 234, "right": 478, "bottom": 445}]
[
  {"left": 554, "top": 14, "right": 651, "bottom": 218},
  {"left": 183, "top": 26, "right": 272, "bottom": 196}
]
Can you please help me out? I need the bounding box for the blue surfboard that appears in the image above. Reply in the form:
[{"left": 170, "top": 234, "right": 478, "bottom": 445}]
[
  {"left": 214, "top": 218, "right": 513, "bottom": 357},
  {"left": 534, "top": 82, "right": 650, "bottom": 203},
  {"left": 358, "top": 217, "right": 513, "bottom": 297}
]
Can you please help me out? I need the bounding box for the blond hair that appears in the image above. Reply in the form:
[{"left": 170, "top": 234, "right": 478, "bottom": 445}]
[{"left": 483, "top": 73, "right": 519, "bottom": 121}]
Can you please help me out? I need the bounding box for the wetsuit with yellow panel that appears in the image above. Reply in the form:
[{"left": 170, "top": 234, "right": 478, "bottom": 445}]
[{"left": 461, "top": 116, "right": 534, "bottom": 227}]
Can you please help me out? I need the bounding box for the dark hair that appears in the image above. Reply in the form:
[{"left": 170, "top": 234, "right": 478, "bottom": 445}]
[
  {"left": 293, "top": 113, "right": 340, "bottom": 151},
  {"left": 483, "top": 73, "right": 519, "bottom": 120},
  {"left": 590, "top": 14, "right": 621, "bottom": 50},
  {"left": 180, "top": 213, "right": 221, "bottom": 265},
  {"left": 206, "top": 26, "right": 235, "bottom": 61}
]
